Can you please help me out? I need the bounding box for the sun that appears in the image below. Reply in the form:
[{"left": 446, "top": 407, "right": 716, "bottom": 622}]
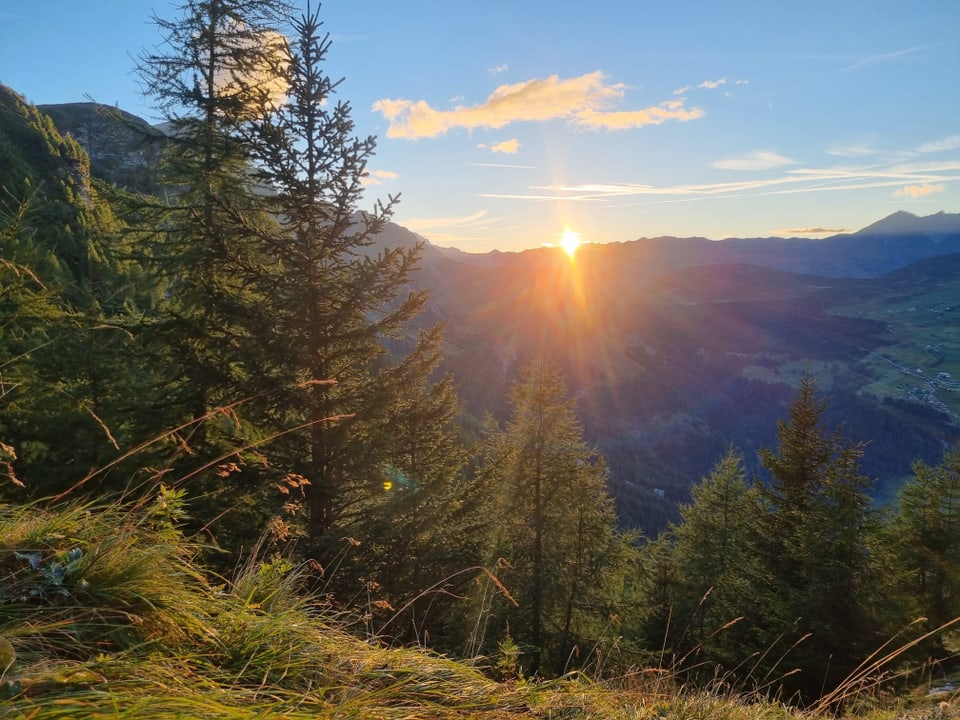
[{"left": 560, "top": 229, "right": 581, "bottom": 259}]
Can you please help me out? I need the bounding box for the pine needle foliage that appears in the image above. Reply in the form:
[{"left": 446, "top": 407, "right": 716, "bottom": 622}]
[{"left": 473, "top": 362, "right": 637, "bottom": 675}]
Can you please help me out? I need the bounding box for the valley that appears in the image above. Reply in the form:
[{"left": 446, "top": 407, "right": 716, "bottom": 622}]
[{"left": 10, "top": 90, "right": 960, "bottom": 532}]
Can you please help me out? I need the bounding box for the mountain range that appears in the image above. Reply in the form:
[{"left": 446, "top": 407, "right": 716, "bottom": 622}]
[
  {"left": 401, "top": 221, "right": 960, "bottom": 528},
  {"left": 7, "top": 89, "right": 960, "bottom": 533}
]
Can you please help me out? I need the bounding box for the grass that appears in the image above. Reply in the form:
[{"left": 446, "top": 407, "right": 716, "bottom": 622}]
[
  {"left": 2, "top": 489, "right": 957, "bottom": 719},
  {"left": 831, "top": 277, "right": 960, "bottom": 418}
]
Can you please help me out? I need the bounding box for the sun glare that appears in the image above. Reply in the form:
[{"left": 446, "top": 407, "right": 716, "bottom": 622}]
[{"left": 560, "top": 229, "right": 581, "bottom": 259}]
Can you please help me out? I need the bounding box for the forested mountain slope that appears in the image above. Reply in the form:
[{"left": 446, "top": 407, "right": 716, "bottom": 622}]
[{"left": 22, "top": 91, "right": 960, "bottom": 532}]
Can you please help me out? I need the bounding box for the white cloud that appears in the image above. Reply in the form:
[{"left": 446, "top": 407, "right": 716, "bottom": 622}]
[
  {"left": 372, "top": 71, "right": 703, "bottom": 138},
  {"left": 209, "top": 22, "right": 289, "bottom": 115},
  {"left": 827, "top": 143, "right": 879, "bottom": 158},
  {"left": 672, "top": 85, "right": 690, "bottom": 96},
  {"left": 698, "top": 78, "right": 726, "bottom": 89},
  {"left": 489, "top": 138, "right": 521, "bottom": 154},
  {"left": 360, "top": 169, "right": 399, "bottom": 186},
  {"left": 893, "top": 183, "right": 945, "bottom": 198},
  {"left": 576, "top": 100, "right": 704, "bottom": 131},
  {"left": 489, "top": 63, "right": 509, "bottom": 74},
  {"left": 917, "top": 134, "right": 960, "bottom": 153},
  {"left": 712, "top": 150, "right": 798, "bottom": 171},
  {"left": 734, "top": 79, "right": 749, "bottom": 85}
]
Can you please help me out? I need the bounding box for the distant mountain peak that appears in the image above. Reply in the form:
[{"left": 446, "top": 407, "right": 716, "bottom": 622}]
[{"left": 855, "top": 210, "right": 960, "bottom": 236}]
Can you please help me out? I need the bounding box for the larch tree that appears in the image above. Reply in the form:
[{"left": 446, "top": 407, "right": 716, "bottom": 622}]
[
  {"left": 135, "top": 0, "right": 291, "bottom": 454},
  {"left": 132, "top": 0, "right": 308, "bottom": 554}
]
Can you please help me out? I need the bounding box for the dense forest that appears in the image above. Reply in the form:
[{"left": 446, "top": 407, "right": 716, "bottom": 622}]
[{"left": 2, "top": 0, "right": 959, "bottom": 707}]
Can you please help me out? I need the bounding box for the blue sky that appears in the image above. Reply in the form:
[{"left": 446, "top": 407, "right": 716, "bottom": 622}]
[{"left": 2, "top": 1, "right": 959, "bottom": 252}]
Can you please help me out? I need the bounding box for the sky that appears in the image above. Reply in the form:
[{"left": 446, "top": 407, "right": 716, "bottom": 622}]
[{"left": 2, "top": 1, "right": 959, "bottom": 253}]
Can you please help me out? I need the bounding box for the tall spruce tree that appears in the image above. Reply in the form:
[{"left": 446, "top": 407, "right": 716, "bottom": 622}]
[
  {"left": 476, "top": 362, "right": 634, "bottom": 674},
  {"left": 239, "top": 4, "right": 462, "bottom": 543},
  {"left": 891, "top": 450, "right": 960, "bottom": 651},
  {"left": 159, "top": 1, "right": 482, "bottom": 631},
  {"left": 667, "top": 448, "right": 765, "bottom": 671},
  {"left": 753, "top": 376, "right": 882, "bottom": 699}
]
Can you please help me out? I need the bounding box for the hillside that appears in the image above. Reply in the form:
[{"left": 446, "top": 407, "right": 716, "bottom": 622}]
[
  {"left": 3, "top": 64, "right": 960, "bottom": 719},
  {"left": 417, "top": 244, "right": 960, "bottom": 527},
  {"left": 0, "top": 85, "right": 93, "bottom": 212},
  {"left": 37, "top": 101, "right": 167, "bottom": 195},
  {"left": 18, "top": 93, "right": 960, "bottom": 531},
  {"left": 1, "top": 495, "right": 953, "bottom": 719}
]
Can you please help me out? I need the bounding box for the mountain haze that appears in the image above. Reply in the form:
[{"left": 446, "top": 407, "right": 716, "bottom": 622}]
[{"left": 12, "top": 90, "right": 960, "bottom": 533}]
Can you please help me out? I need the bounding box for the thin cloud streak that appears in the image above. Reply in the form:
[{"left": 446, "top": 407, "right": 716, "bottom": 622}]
[
  {"left": 479, "top": 160, "right": 960, "bottom": 203},
  {"left": 918, "top": 134, "right": 960, "bottom": 153},
  {"left": 773, "top": 227, "right": 849, "bottom": 235},
  {"left": 827, "top": 143, "right": 879, "bottom": 158},
  {"left": 468, "top": 162, "right": 536, "bottom": 169},
  {"left": 837, "top": 45, "right": 930, "bottom": 72},
  {"left": 400, "top": 210, "right": 490, "bottom": 232},
  {"left": 712, "top": 150, "right": 798, "bottom": 171},
  {"left": 397, "top": 210, "right": 499, "bottom": 248},
  {"left": 698, "top": 78, "right": 726, "bottom": 89}
]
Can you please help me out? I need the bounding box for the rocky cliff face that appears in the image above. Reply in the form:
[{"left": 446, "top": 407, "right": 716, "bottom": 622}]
[
  {"left": 1, "top": 85, "right": 94, "bottom": 210},
  {"left": 38, "top": 102, "right": 168, "bottom": 195}
]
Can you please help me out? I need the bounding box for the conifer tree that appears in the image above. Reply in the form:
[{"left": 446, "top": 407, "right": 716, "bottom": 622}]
[
  {"left": 132, "top": 0, "right": 299, "bottom": 548},
  {"left": 632, "top": 531, "right": 682, "bottom": 660},
  {"left": 753, "top": 376, "right": 882, "bottom": 698},
  {"left": 476, "top": 362, "right": 634, "bottom": 674},
  {"left": 892, "top": 450, "right": 960, "bottom": 650},
  {"left": 667, "top": 448, "right": 764, "bottom": 669},
  {"left": 135, "top": 0, "right": 290, "bottom": 449},
  {"left": 238, "top": 3, "right": 460, "bottom": 543},
  {"left": 224, "top": 8, "right": 487, "bottom": 639},
  {"left": 0, "top": 88, "right": 154, "bottom": 497},
  {"left": 135, "top": 2, "right": 477, "bottom": 595}
]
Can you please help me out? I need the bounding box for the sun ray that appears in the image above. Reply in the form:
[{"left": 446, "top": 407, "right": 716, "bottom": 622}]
[{"left": 561, "top": 229, "right": 581, "bottom": 259}]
